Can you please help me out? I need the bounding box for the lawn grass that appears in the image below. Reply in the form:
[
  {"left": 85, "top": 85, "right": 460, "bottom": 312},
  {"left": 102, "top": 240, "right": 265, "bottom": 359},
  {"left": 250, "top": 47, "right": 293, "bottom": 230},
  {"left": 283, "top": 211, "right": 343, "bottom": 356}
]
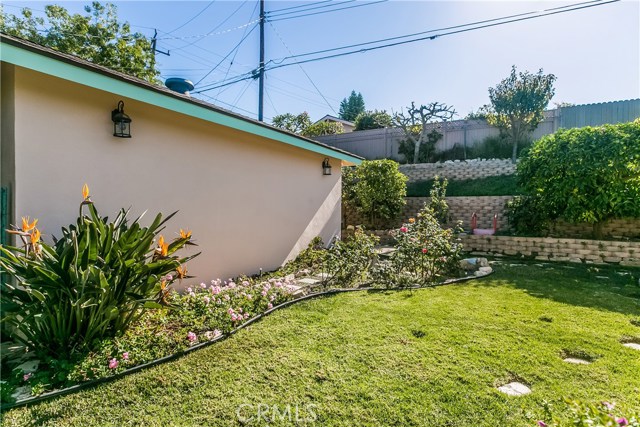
[
  {"left": 406, "top": 175, "right": 521, "bottom": 197},
  {"left": 2, "top": 262, "right": 639, "bottom": 426}
]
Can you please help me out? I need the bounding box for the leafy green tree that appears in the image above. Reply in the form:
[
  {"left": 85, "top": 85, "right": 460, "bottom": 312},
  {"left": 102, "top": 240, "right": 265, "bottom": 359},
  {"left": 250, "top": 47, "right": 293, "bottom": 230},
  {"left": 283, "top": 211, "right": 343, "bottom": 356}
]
[
  {"left": 345, "top": 160, "right": 407, "bottom": 229},
  {"left": 516, "top": 120, "right": 640, "bottom": 238},
  {"left": 339, "top": 90, "right": 365, "bottom": 122},
  {"left": 354, "top": 110, "right": 393, "bottom": 131},
  {"left": 271, "top": 112, "right": 312, "bottom": 134},
  {"left": 394, "top": 102, "right": 455, "bottom": 164},
  {"left": 0, "top": 2, "right": 159, "bottom": 83},
  {"left": 486, "top": 66, "right": 556, "bottom": 163},
  {"left": 302, "top": 121, "right": 344, "bottom": 138}
]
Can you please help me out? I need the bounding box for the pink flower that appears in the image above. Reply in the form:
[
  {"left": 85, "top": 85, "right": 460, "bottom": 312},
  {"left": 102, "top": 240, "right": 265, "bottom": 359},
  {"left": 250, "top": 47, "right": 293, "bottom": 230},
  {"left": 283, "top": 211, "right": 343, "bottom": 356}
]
[
  {"left": 268, "top": 303, "right": 273, "bottom": 309},
  {"left": 422, "top": 248, "right": 428, "bottom": 254},
  {"left": 200, "top": 282, "right": 207, "bottom": 289},
  {"left": 244, "top": 313, "right": 249, "bottom": 319},
  {"left": 187, "top": 332, "right": 197, "bottom": 342},
  {"left": 122, "top": 352, "right": 129, "bottom": 360},
  {"left": 187, "top": 287, "right": 193, "bottom": 293},
  {"left": 617, "top": 418, "right": 629, "bottom": 426},
  {"left": 603, "top": 402, "right": 615, "bottom": 410},
  {"left": 108, "top": 358, "right": 118, "bottom": 369},
  {"left": 537, "top": 422, "right": 547, "bottom": 427},
  {"left": 227, "top": 308, "right": 234, "bottom": 315},
  {"left": 246, "top": 294, "right": 252, "bottom": 300},
  {"left": 203, "top": 296, "right": 211, "bottom": 305},
  {"left": 213, "top": 329, "right": 222, "bottom": 338},
  {"left": 400, "top": 227, "right": 408, "bottom": 233},
  {"left": 23, "top": 373, "right": 32, "bottom": 381}
]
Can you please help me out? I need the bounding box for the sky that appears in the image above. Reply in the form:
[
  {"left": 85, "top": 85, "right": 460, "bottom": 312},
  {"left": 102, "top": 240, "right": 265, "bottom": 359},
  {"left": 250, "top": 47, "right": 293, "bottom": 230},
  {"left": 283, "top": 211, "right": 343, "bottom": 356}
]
[{"left": 2, "top": 0, "right": 639, "bottom": 123}]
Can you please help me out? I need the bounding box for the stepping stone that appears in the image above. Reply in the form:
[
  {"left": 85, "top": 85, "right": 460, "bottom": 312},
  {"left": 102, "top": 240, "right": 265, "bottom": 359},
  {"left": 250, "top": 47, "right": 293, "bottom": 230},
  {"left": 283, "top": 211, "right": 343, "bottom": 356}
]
[
  {"left": 15, "top": 360, "right": 39, "bottom": 374},
  {"left": 297, "top": 278, "right": 320, "bottom": 286},
  {"left": 497, "top": 382, "right": 531, "bottom": 396},
  {"left": 563, "top": 358, "right": 590, "bottom": 365},
  {"left": 284, "top": 284, "right": 302, "bottom": 293},
  {"left": 11, "top": 386, "right": 32, "bottom": 401},
  {"left": 623, "top": 343, "right": 640, "bottom": 350}
]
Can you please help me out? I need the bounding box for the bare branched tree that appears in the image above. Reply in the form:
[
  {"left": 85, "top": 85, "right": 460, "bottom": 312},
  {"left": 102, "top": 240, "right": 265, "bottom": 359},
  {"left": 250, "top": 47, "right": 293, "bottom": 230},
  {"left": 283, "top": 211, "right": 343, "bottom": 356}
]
[{"left": 394, "top": 102, "right": 456, "bottom": 164}]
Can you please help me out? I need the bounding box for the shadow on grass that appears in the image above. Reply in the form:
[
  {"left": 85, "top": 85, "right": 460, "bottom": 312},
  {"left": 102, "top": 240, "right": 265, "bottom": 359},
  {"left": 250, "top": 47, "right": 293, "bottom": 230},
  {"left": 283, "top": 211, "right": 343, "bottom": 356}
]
[{"left": 465, "top": 260, "right": 640, "bottom": 316}]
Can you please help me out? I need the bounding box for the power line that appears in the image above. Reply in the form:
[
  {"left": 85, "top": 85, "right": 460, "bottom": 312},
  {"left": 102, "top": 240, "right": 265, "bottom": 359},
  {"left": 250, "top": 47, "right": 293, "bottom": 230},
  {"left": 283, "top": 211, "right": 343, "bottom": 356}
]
[
  {"left": 266, "top": 1, "right": 356, "bottom": 18},
  {"left": 158, "top": 19, "right": 260, "bottom": 41},
  {"left": 215, "top": 1, "right": 260, "bottom": 100},
  {"left": 167, "top": 1, "right": 216, "bottom": 34},
  {"left": 265, "top": 0, "right": 619, "bottom": 68},
  {"left": 194, "top": 23, "right": 259, "bottom": 86},
  {"left": 268, "top": 20, "right": 337, "bottom": 114},
  {"left": 194, "top": 0, "right": 619, "bottom": 94},
  {"left": 267, "top": 1, "right": 333, "bottom": 15},
  {"left": 268, "top": 0, "right": 387, "bottom": 22}
]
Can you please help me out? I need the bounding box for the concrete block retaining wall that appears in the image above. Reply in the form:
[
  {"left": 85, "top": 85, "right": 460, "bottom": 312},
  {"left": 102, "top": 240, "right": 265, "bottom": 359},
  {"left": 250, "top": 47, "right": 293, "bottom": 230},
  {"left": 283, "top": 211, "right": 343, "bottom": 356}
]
[
  {"left": 459, "top": 234, "right": 640, "bottom": 266},
  {"left": 398, "top": 159, "right": 516, "bottom": 182}
]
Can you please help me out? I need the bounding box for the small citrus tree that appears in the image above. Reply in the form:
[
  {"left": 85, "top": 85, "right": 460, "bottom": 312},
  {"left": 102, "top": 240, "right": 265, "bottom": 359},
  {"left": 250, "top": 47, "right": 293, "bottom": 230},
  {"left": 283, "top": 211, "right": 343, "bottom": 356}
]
[
  {"left": 344, "top": 160, "right": 407, "bottom": 229},
  {"left": 515, "top": 120, "right": 640, "bottom": 238}
]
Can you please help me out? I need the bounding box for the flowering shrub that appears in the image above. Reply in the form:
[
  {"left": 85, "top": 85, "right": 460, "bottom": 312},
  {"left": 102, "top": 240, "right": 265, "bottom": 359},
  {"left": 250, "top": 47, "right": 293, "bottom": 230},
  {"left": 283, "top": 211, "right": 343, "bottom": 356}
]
[
  {"left": 322, "top": 227, "right": 379, "bottom": 288},
  {"left": 537, "top": 399, "right": 639, "bottom": 427},
  {"left": 375, "top": 205, "right": 462, "bottom": 288},
  {"left": 0, "top": 184, "right": 198, "bottom": 358}
]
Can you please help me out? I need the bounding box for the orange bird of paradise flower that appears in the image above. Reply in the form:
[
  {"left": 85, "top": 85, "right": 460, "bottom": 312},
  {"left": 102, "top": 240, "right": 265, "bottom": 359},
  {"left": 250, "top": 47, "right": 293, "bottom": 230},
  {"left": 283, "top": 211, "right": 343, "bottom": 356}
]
[
  {"left": 179, "top": 229, "right": 192, "bottom": 240},
  {"left": 82, "top": 184, "right": 90, "bottom": 200},
  {"left": 22, "top": 216, "right": 38, "bottom": 232},
  {"left": 30, "top": 228, "right": 41, "bottom": 245}
]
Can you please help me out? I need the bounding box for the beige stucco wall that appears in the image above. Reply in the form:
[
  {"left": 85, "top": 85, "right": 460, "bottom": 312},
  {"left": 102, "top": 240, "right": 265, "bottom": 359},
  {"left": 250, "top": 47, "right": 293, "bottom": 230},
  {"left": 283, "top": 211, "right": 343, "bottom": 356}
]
[{"left": 8, "top": 66, "right": 343, "bottom": 286}]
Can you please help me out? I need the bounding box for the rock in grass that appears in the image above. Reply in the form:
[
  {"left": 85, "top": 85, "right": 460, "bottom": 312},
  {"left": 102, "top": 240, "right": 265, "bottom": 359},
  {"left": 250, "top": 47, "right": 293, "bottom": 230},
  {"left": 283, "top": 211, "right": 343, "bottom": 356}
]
[{"left": 497, "top": 382, "right": 531, "bottom": 396}]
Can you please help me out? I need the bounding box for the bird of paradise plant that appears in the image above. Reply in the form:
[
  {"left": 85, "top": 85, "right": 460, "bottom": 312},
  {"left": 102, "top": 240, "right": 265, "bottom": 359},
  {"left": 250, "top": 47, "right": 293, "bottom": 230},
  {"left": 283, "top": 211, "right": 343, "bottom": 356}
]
[{"left": 0, "top": 184, "right": 199, "bottom": 358}]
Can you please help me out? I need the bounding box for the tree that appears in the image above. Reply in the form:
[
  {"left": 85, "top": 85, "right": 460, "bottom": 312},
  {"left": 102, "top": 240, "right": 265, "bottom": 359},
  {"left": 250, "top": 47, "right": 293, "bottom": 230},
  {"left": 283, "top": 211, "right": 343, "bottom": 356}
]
[
  {"left": 339, "top": 91, "right": 365, "bottom": 122},
  {"left": 302, "top": 121, "right": 344, "bottom": 138},
  {"left": 344, "top": 160, "right": 407, "bottom": 229},
  {"left": 272, "top": 112, "right": 343, "bottom": 138},
  {"left": 394, "top": 102, "right": 456, "bottom": 164},
  {"left": 515, "top": 120, "right": 640, "bottom": 238},
  {"left": 486, "top": 66, "right": 556, "bottom": 163},
  {"left": 271, "top": 112, "right": 312, "bottom": 134},
  {"left": 0, "top": 2, "right": 159, "bottom": 83},
  {"left": 354, "top": 110, "right": 393, "bottom": 131}
]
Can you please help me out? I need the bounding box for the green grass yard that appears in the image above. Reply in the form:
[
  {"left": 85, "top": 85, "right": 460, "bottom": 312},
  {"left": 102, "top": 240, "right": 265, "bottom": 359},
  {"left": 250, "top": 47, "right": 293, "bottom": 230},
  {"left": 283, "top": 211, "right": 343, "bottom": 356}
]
[{"left": 2, "top": 262, "right": 639, "bottom": 426}]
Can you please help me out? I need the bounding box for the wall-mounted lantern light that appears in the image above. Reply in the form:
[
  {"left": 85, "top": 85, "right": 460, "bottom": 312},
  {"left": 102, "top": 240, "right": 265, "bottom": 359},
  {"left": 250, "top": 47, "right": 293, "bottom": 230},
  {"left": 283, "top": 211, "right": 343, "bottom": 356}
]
[
  {"left": 322, "top": 158, "right": 332, "bottom": 175},
  {"left": 111, "top": 100, "right": 132, "bottom": 138}
]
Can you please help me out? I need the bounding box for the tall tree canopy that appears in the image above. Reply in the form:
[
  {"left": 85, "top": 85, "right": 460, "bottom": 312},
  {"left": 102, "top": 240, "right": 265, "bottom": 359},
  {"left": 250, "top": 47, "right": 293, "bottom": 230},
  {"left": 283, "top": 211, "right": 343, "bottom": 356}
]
[
  {"left": 339, "top": 91, "right": 365, "bottom": 122},
  {"left": 0, "top": 2, "right": 159, "bottom": 83},
  {"left": 486, "top": 66, "right": 556, "bottom": 163},
  {"left": 271, "top": 112, "right": 343, "bottom": 138}
]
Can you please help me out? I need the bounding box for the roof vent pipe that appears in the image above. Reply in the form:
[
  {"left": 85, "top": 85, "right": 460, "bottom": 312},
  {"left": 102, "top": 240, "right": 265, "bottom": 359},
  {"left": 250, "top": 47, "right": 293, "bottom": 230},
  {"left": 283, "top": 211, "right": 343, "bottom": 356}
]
[{"left": 165, "top": 78, "right": 195, "bottom": 96}]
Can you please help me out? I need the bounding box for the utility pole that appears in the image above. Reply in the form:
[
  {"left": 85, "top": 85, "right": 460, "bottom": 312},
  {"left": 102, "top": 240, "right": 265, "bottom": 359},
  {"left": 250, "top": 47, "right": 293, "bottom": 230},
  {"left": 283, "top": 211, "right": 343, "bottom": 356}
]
[
  {"left": 258, "top": 0, "right": 265, "bottom": 121},
  {"left": 151, "top": 29, "right": 170, "bottom": 59}
]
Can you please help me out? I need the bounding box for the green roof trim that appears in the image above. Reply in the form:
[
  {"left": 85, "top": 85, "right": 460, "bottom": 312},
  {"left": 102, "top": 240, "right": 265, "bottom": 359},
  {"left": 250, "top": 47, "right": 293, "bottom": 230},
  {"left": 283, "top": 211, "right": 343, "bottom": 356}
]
[{"left": 0, "top": 37, "right": 362, "bottom": 165}]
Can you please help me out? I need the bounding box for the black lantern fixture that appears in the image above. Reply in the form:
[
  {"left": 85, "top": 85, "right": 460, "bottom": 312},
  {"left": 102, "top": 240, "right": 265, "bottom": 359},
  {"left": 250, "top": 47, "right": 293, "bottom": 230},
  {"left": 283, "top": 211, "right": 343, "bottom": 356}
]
[
  {"left": 322, "top": 158, "right": 332, "bottom": 175},
  {"left": 111, "top": 100, "right": 132, "bottom": 138}
]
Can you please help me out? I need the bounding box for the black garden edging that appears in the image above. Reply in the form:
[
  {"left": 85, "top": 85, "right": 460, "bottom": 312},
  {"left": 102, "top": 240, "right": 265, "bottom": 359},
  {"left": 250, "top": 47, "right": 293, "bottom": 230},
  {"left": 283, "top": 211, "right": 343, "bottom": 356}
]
[{"left": 0, "top": 271, "right": 491, "bottom": 411}]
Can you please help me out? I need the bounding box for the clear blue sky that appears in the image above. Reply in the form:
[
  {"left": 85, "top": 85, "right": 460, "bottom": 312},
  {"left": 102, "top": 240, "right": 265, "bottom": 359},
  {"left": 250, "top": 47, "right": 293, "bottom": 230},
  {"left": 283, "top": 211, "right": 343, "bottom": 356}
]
[{"left": 3, "top": 1, "right": 639, "bottom": 123}]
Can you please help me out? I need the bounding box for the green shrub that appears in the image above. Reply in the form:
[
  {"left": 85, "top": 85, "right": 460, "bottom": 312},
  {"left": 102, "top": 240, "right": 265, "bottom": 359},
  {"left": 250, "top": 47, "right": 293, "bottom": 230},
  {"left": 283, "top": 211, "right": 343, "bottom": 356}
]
[
  {"left": 538, "top": 399, "right": 639, "bottom": 426},
  {"left": 344, "top": 160, "right": 407, "bottom": 229},
  {"left": 517, "top": 120, "right": 640, "bottom": 238},
  {"left": 432, "top": 135, "right": 532, "bottom": 162},
  {"left": 323, "top": 227, "right": 379, "bottom": 288},
  {"left": 505, "top": 195, "right": 551, "bottom": 236},
  {"left": 427, "top": 176, "right": 449, "bottom": 224},
  {"left": 302, "top": 121, "right": 344, "bottom": 138},
  {"left": 354, "top": 110, "right": 393, "bottom": 131},
  {"left": 0, "top": 185, "right": 198, "bottom": 358}
]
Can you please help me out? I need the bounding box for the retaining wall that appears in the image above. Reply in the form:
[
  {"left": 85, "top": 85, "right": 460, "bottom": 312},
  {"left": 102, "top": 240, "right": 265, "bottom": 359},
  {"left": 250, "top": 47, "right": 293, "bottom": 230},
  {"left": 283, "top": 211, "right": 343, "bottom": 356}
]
[
  {"left": 398, "top": 159, "right": 516, "bottom": 182},
  {"left": 459, "top": 234, "right": 640, "bottom": 266}
]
